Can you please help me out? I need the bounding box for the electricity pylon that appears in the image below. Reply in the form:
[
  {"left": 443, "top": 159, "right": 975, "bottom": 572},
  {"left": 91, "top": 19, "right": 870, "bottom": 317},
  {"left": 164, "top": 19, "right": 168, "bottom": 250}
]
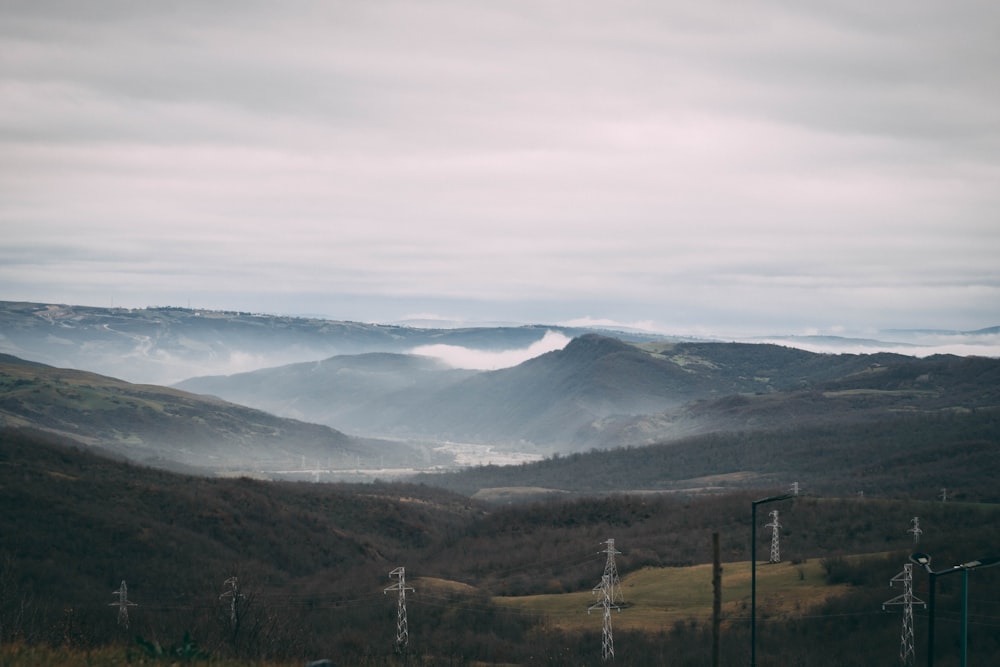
[
  {"left": 384, "top": 567, "right": 414, "bottom": 652},
  {"left": 588, "top": 539, "right": 623, "bottom": 661},
  {"left": 883, "top": 563, "right": 925, "bottom": 666},
  {"left": 600, "top": 538, "right": 623, "bottom": 606},
  {"left": 765, "top": 510, "right": 781, "bottom": 563},
  {"left": 907, "top": 517, "right": 922, "bottom": 544},
  {"left": 109, "top": 580, "right": 137, "bottom": 629},
  {"left": 220, "top": 576, "right": 243, "bottom": 630}
]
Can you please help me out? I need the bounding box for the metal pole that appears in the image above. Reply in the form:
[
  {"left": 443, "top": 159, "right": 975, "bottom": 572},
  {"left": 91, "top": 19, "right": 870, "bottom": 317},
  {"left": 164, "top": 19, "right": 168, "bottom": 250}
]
[
  {"left": 713, "top": 532, "right": 721, "bottom": 667},
  {"left": 751, "top": 503, "right": 758, "bottom": 667},
  {"left": 926, "top": 571, "right": 935, "bottom": 667},
  {"left": 960, "top": 569, "right": 968, "bottom": 667}
]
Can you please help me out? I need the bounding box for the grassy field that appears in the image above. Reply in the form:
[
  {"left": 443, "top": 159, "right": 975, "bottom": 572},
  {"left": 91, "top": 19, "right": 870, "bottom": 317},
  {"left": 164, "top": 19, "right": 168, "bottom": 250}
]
[{"left": 493, "top": 557, "right": 847, "bottom": 632}]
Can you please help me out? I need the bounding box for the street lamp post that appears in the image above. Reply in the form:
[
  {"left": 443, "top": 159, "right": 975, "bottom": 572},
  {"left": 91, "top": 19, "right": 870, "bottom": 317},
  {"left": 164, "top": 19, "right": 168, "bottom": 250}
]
[
  {"left": 910, "top": 552, "right": 1000, "bottom": 667},
  {"left": 751, "top": 493, "right": 794, "bottom": 667}
]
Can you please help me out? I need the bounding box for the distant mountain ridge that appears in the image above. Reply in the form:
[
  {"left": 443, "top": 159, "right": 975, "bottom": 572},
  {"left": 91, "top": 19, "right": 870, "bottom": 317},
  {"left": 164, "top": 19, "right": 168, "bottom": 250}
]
[{"left": 0, "top": 300, "right": 672, "bottom": 385}]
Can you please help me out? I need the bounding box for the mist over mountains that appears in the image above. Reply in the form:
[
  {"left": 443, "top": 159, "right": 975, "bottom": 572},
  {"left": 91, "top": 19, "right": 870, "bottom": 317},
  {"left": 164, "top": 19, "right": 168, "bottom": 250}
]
[
  {"left": 177, "top": 334, "right": 1000, "bottom": 457},
  {"left": 0, "top": 301, "right": 668, "bottom": 386},
  {"left": 2, "top": 300, "right": 999, "bottom": 491}
]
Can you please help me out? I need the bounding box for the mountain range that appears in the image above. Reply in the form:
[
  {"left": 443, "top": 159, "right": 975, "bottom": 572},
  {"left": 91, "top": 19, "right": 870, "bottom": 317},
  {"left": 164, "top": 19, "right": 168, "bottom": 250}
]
[
  {"left": 0, "top": 300, "right": 668, "bottom": 385},
  {"left": 1, "top": 300, "right": 999, "bottom": 493},
  {"left": 176, "top": 334, "right": 1000, "bottom": 454}
]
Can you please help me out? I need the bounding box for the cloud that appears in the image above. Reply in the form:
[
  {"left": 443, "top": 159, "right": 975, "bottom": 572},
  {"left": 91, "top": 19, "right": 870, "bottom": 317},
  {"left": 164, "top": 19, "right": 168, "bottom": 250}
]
[
  {"left": 1, "top": 1, "right": 998, "bottom": 336},
  {"left": 409, "top": 330, "right": 572, "bottom": 370}
]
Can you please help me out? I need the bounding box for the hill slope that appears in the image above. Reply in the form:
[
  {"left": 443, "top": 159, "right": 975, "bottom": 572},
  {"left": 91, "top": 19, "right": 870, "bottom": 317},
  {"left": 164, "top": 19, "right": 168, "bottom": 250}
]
[
  {"left": 177, "top": 352, "right": 479, "bottom": 438},
  {"left": 0, "top": 354, "right": 429, "bottom": 471},
  {"left": 4, "top": 427, "right": 1000, "bottom": 665}
]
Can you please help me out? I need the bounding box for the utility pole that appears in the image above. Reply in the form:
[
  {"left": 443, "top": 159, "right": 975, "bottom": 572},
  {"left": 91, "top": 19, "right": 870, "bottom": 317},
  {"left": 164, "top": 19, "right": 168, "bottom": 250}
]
[
  {"left": 908, "top": 517, "right": 922, "bottom": 544},
  {"left": 384, "top": 567, "right": 414, "bottom": 652},
  {"left": 109, "top": 580, "right": 137, "bottom": 629},
  {"left": 589, "top": 539, "right": 623, "bottom": 661},
  {"left": 884, "top": 563, "right": 925, "bottom": 667},
  {"left": 765, "top": 510, "right": 782, "bottom": 563},
  {"left": 712, "top": 532, "right": 722, "bottom": 667}
]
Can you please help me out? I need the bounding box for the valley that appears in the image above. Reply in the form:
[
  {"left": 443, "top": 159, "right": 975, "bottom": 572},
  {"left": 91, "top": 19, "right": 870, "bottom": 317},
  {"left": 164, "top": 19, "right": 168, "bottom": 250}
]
[{"left": 1, "top": 301, "right": 999, "bottom": 664}]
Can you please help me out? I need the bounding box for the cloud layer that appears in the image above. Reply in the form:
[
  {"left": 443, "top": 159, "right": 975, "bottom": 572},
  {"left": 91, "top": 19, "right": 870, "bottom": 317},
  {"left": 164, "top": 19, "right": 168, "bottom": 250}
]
[
  {"left": 2, "top": 1, "right": 998, "bottom": 336},
  {"left": 410, "top": 330, "right": 572, "bottom": 370}
]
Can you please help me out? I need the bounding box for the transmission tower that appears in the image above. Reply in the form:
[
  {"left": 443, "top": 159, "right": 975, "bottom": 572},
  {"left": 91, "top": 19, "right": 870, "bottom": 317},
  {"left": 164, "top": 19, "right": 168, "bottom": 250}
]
[
  {"left": 883, "top": 563, "right": 925, "bottom": 666},
  {"left": 109, "top": 580, "right": 137, "bottom": 629},
  {"left": 220, "top": 576, "right": 243, "bottom": 630},
  {"left": 790, "top": 481, "right": 800, "bottom": 496},
  {"left": 765, "top": 510, "right": 782, "bottom": 563},
  {"left": 907, "top": 517, "right": 922, "bottom": 544},
  {"left": 588, "top": 539, "right": 623, "bottom": 661},
  {"left": 600, "top": 539, "right": 624, "bottom": 605},
  {"left": 939, "top": 488, "right": 948, "bottom": 502},
  {"left": 589, "top": 575, "right": 618, "bottom": 661},
  {"left": 384, "top": 566, "right": 414, "bottom": 652}
]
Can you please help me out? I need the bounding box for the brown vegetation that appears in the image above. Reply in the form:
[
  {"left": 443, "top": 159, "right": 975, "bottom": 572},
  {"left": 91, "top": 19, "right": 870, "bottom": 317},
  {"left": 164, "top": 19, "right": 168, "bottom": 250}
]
[{"left": 2, "top": 426, "right": 1000, "bottom": 665}]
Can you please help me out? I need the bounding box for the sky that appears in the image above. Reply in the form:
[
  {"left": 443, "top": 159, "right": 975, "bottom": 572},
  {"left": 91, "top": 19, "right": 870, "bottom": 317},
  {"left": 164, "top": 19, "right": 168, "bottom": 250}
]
[{"left": 2, "top": 1, "right": 999, "bottom": 341}]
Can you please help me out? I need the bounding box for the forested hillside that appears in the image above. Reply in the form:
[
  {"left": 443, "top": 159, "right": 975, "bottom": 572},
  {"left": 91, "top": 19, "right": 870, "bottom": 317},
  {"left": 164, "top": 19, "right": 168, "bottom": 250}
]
[
  {"left": 415, "top": 407, "right": 1000, "bottom": 502},
  {"left": 3, "top": 426, "right": 999, "bottom": 665}
]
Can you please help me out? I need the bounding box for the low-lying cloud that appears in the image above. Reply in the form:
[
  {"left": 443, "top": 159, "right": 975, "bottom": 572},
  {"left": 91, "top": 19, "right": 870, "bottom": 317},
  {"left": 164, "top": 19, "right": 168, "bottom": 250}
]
[{"left": 409, "top": 330, "right": 572, "bottom": 370}]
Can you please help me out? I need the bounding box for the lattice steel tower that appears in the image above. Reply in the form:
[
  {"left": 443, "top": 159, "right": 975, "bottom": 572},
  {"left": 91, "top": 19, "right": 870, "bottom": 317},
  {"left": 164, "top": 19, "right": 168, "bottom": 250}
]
[
  {"left": 589, "top": 539, "right": 623, "bottom": 661},
  {"left": 883, "top": 563, "right": 925, "bottom": 666},
  {"left": 384, "top": 566, "right": 414, "bottom": 652},
  {"left": 600, "top": 538, "right": 623, "bottom": 606},
  {"left": 907, "top": 517, "right": 922, "bottom": 544},
  {"left": 109, "top": 580, "right": 137, "bottom": 629},
  {"left": 765, "top": 510, "right": 782, "bottom": 563},
  {"left": 220, "top": 576, "right": 243, "bottom": 630}
]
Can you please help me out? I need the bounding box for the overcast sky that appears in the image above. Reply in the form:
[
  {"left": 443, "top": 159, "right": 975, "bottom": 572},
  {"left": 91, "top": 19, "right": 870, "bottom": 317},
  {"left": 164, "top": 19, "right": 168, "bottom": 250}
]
[{"left": 2, "top": 1, "right": 998, "bottom": 338}]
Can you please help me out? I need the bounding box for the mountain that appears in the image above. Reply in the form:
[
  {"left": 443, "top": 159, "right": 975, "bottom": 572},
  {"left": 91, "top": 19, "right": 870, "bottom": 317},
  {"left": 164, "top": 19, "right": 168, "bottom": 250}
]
[
  {"left": 0, "top": 353, "right": 432, "bottom": 473},
  {"left": 177, "top": 335, "right": 1000, "bottom": 454},
  {"left": 176, "top": 352, "right": 480, "bottom": 438},
  {"left": 0, "top": 300, "right": 669, "bottom": 385},
  {"left": 178, "top": 334, "right": 708, "bottom": 445}
]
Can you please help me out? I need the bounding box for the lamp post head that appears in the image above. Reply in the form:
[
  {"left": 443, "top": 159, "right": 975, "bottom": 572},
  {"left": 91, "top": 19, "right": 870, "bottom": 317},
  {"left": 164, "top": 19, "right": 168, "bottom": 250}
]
[
  {"left": 960, "top": 556, "right": 1000, "bottom": 571},
  {"left": 910, "top": 552, "right": 932, "bottom": 571}
]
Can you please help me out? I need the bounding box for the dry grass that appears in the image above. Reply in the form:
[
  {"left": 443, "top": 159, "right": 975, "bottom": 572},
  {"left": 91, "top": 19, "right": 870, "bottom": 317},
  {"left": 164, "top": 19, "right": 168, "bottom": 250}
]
[{"left": 493, "top": 557, "right": 848, "bottom": 632}]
